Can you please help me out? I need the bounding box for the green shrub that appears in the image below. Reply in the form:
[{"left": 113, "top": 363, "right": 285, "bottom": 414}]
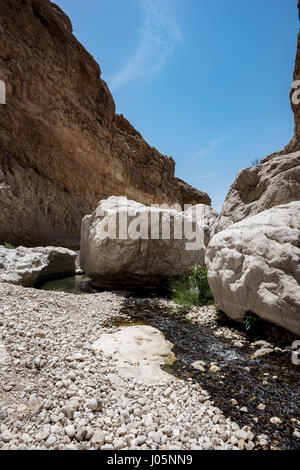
[
  {"left": 4, "top": 243, "right": 14, "bottom": 249},
  {"left": 244, "top": 312, "right": 263, "bottom": 337},
  {"left": 170, "top": 265, "right": 214, "bottom": 308}
]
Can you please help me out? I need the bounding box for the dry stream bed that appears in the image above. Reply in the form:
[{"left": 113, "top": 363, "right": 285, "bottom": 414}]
[{"left": 37, "top": 275, "right": 300, "bottom": 451}]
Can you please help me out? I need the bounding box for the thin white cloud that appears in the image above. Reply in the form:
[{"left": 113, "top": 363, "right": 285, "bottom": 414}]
[
  {"left": 192, "top": 134, "right": 233, "bottom": 160},
  {"left": 110, "top": 0, "right": 182, "bottom": 91}
]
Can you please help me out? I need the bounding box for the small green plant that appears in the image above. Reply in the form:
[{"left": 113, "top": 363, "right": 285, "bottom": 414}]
[
  {"left": 4, "top": 243, "right": 14, "bottom": 249},
  {"left": 251, "top": 158, "right": 261, "bottom": 166},
  {"left": 244, "top": 312, "right": 263, "bottom": 337},
  {"left": 170, "top": 265, "right": 214, "bottom": 308},
  {"left": 214, "top": 303, "right": 220, "bottom": 313}
]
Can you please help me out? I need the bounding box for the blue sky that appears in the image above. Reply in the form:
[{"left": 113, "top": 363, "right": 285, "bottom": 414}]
[{"left": 56, "top": 0, "right": 299, "bottom": 211}]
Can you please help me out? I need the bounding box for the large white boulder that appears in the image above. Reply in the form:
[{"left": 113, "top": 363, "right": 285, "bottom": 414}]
[
  {"left": 80, "top": 197, "right": 215, "bottom": 288},
  {"left": 206, "top": 202, "right": 300, "bottom": 336},
  {"left": 0, "top": 246, "right": 77, "bottom": 287}
]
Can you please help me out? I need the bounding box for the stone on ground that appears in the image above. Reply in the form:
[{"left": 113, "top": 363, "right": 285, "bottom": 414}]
[
  {"left": 80, "top": 197, "right": 214, "bottom": 288},
  {"left": 92, "top": 325, "right": 175, "bottom": 385},
  {"left": 0, "top": 246, "right": 77, "bottom": 287},
  {"left": 206, "top": 202, "right": 300, "bottom": 336}
]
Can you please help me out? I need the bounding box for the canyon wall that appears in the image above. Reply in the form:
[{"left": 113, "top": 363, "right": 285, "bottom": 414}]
[
  {"left": 0, "top": 0, "right": 210, "bottom": 248},
  {"left": 284, "top": 0, "right": 300, "bottom": 154}
]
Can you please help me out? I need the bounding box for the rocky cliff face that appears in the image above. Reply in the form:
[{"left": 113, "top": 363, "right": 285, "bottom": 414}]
[
  {"left": 212, "top": 151, "right": 300, "bottom": 235},
  {"left": 212, "top": 2, "right": 300, "bottom": 235},
  {"left": 284, "top": 1, "right": 300, "bottom": 154},
  {"left": 0, "top": 0, "right": 210, "bottom": 248}
]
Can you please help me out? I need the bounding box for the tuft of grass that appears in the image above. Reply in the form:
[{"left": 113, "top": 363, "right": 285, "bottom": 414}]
[
  {"left": 214, "top": 303, "right": 220, "bottom": 313},
  {"left": 4, "top": 243, "right": 15, "bottom": 249},
  {"left": 170, "top": 265, "right": 214, "bottom": 308},
  {"left": 251, "top": 158, "right": 262, "bottom": 166},
  {"left": 244, "top": 312, "right": 264, "bottom": 338}
]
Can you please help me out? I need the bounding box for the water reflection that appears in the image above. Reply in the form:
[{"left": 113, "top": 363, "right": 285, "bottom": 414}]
[{"left": 37, "top": 275, "right": 93, "bottom": 294}]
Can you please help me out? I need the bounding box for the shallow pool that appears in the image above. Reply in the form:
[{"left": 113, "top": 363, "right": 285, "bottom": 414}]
[{"left": 36, "top": 275, "right": 94, "bottom": 294}]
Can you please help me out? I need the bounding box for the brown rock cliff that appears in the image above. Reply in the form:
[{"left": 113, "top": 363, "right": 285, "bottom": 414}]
[{"left": 0, "top": 0, "right": 210, "bottom": 248}]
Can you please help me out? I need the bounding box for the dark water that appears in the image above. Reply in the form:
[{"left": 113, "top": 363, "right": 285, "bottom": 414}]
[
  {"left": 120, "top": 299, "right": 300, "bottom": 451},
  {"left": 37, "top": 277, "right": 300, "bottom": 450},
  {"left": 36, "top": 275, "right": 94, "bottom": 294}
]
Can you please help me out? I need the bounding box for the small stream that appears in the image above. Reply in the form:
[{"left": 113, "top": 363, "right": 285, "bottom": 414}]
[{"left": 37, "top": 275, "right": 300, "bottom": 450}]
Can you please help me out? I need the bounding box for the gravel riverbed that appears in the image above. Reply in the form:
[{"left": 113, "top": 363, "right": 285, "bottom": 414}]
[
  {"left": 0, "top": 282, "right": 258, "bottom": 451},
  {"left": 0, "top": 282, "right": 299, "bottom": 451}
]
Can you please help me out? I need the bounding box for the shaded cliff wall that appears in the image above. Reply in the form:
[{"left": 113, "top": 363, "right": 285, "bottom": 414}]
[{"left": 0, "top": 0, "right": 210, "bottom": 248}]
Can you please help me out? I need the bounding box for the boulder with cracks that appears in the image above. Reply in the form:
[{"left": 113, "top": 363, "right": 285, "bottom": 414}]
[
  {"left": 80, "top": 197, "right": 215, "bottom": 289},
  {"left": 206, "top": 202, "right": 300, "bottom": 336},
  {"left": 0, "top": 245, "right": 77, "bottom": 287}
]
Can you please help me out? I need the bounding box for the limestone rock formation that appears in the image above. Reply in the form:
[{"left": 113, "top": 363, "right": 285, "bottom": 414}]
[
  {"left": 80, "top": 197, "right": 214, "bottom": 288},
  {"left": 92, "top": 325, "right": 174, "bottom": 385},
  {"left": 284, "top": 1, "right": 300, "bottom": 154},
  {"left": 206, "top": 202, "right": 300, "bottom": 336},
  {"left": 0, "top": 0, "right": 210, "bottom": 249},
  {"left": 212, "top": 152, "right": 300, "bottom": 234},
  {"left": 0, "top": 245, "right": 76, "bottom": 287}
]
